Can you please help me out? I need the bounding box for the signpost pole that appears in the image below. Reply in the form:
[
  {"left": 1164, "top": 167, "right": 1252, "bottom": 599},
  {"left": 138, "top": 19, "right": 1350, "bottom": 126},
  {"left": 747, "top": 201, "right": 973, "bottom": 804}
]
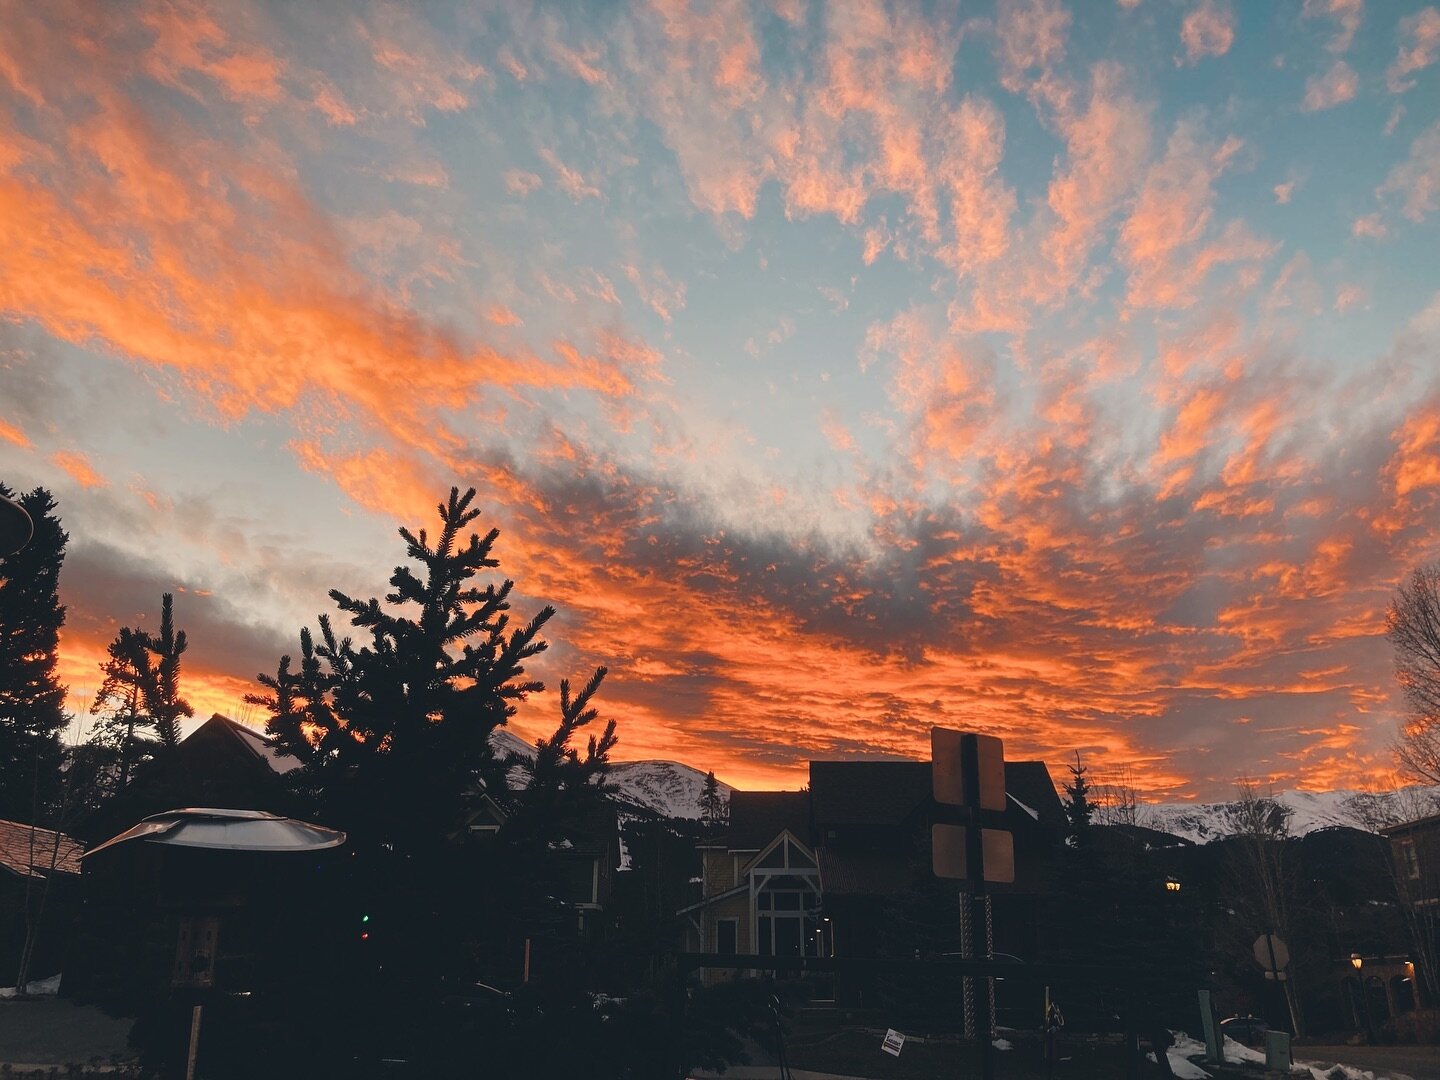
[
  {"left": 961, "top": 735, "right": 995, "bottom": 1080},
  {"left": 184, "top": 1004, "right": 203, "bottom": 1080}
]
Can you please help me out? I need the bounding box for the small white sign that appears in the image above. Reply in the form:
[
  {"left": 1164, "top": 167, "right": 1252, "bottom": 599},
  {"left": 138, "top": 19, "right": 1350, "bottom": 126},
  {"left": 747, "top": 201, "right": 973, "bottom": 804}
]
[{"left": 882, "top": 1028, "right": 906, "bottom": 1057}]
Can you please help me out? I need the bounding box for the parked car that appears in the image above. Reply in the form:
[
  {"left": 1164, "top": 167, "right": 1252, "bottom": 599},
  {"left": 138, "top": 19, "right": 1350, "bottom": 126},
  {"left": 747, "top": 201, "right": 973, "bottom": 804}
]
[{"left": 1221, "top": 1014, "right": 1269, "bottom": 1046}]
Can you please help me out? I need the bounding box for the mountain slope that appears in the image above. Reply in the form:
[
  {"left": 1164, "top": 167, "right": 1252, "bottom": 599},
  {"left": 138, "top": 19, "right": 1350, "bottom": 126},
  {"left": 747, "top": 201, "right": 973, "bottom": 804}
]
[
  {"left": 1142, "top": 785, "right": 1440, "bottom": 844},
  {"left": 488, "top": 728, "right": 731, "bottom": 819}
]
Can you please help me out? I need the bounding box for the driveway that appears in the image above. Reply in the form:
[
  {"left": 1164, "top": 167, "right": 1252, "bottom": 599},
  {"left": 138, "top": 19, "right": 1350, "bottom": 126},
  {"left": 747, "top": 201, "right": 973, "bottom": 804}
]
[{"left": 0, "top": 997, "right": 135, "bottom": 1067}]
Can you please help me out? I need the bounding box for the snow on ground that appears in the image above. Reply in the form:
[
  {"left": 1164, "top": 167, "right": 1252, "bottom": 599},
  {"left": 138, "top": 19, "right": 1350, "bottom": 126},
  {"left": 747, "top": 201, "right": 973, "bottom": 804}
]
[
  {"left": 1294, "top": 1061, "right": 1418, "bottom": 1080},
  {"left": 1168, "top": 1031, "right": 1420, "bottom": 1080},
  {"left": 0, "top": 973, "right": 60, "bottom": 998},
  {"left": 991, "top": 1037, "right": 1013, "bottom": 1050}
]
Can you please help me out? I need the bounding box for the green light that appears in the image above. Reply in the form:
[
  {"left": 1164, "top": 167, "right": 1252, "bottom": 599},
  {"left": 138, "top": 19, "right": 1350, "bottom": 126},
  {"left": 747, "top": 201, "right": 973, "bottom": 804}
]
[{"left": 362, "top": 914, "right": 370, "bottom": 923}]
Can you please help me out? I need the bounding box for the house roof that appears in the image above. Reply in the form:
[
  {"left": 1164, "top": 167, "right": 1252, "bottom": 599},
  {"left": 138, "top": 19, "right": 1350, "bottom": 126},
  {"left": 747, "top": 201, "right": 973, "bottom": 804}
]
[
  {"left": 1381, "top": 812, "right": 1440, "bottom": 837},
  {"left": 199, "top": 713, "right": 303, "bottom": 776},
  {"left": 810, "top": 761, "right": 930, "bottom": 827},
  {"left": 727, "top": 791, "right": 809, "bottom": 850},
  {"left": 1003, "top": 762, "right": 1065, "bottom": 825},
  {"left": 808, "top": 759, "right": 1063, "bottom": 829},
  {"left": 0, "top": 818, "right": 83, "bottom": 878}
]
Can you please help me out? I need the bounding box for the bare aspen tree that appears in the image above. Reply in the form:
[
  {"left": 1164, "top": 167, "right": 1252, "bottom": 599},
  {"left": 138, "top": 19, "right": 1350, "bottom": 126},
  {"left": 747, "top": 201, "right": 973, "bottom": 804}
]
[
  {"left": 1224, "top": 779, "right": 1305, "bottom": 1036},
  {"left": 1387, "top": 564, "right": 1440, "bottom": 785}
]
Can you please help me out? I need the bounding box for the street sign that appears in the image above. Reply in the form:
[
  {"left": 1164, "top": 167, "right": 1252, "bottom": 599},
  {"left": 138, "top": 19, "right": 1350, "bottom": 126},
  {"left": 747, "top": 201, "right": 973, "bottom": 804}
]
[
  {"left": 931, "top": 824, "right": 1015, "bottom": 883},
  {"left": 881, "top": 1029, "right": 906, "bottom": 1057},
  {"left": 1253, "top": 933, "right": 1289, "bottom": 981},
  {"left": 933, "top": 729, "right": 1006, "bottom": 811}
]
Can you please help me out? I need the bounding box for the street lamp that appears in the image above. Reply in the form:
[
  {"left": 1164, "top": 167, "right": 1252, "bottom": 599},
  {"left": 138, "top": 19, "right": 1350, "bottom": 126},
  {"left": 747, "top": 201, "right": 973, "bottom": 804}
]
[
  {"left": 1350, "top": 954, "right": 1362, "bottom": 971},
  {"left": 1350, "top": 955, "right": 1377, "bottom": 1044},
  {"left": 0, "top": 492, "right": 32, "bottom": 556}
]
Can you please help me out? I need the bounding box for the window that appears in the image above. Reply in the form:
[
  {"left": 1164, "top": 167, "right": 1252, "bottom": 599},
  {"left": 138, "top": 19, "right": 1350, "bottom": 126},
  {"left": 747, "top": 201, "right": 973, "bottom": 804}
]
[
  {"left": 717, "top": 919, "right": 737, "bottom": 956},
  {"left": 1399, "top": 838, "right": 1421, "bottom": 880}
]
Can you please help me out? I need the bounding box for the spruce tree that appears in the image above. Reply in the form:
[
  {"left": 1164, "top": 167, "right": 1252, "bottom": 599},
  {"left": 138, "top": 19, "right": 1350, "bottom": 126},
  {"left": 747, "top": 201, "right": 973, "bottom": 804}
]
[
  {"left": 1062, "top": 751, "right": 1094, "bottom": 843},
  {"left": 0, "top": 486, "right": 68, "bottom": 822},
  {"left": 250, "top": 486, "right": 568, "bottom": 852},
  {"left": 89, "top": 625, "right": 156, "bottom": 794},
  {"left": 87, "top": 594, "right": 192, "bottom": 794},
  {"left": 146, "top": 593, "right": 192, "bottom": 751},
  {"left": 700, "top": 770, "right": 726, "bottom": 831}
]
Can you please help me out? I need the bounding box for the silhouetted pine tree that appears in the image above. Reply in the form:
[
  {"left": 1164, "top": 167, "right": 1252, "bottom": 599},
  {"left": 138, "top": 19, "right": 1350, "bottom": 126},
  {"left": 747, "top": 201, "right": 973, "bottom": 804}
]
[
  {"left": 249, "top": 487, "right": 563, "bottom": 852},
  {"left": 1063, "top": 751, "right": 1094, "bottom": 843},
  {"left": 699, "top": 770, "right": 727, "bottom": 833},
  {"left": 89, "top": 626, "right": 156, "bottom": 794},
  {"left": 246, "top": 488, "right": 621, "bottom": 1073},
  {"left": 146, "top": 593, "right": 192, "bottom": 752},
  {"left": 0, "top": 486, "right": 68, "bottom": 822}
]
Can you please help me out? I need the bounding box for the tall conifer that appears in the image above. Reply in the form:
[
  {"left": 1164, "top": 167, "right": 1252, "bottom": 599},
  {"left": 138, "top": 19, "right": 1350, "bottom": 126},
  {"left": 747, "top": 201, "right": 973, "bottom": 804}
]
[
  {"left": 251, "top": 487, "right": 566, "bottom": 851},
  {"left": 1063, "top": 751, "right": 1094, "bottom": 843},
  {"left": 0, "top": 486, "right": 68, "bottom": 822}
]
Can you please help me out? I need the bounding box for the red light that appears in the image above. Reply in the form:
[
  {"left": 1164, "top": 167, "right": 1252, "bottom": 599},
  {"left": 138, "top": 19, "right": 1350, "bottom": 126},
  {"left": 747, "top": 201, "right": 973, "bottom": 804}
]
[{"left": 361, "top": 932, "right": 369, "bottom": 941}]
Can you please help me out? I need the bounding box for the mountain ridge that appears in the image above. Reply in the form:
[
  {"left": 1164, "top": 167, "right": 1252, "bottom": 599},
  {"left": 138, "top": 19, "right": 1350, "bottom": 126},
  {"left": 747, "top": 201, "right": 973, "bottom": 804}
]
[{"left": 489, "top": 729, "right": 1440, "bottom": 838}]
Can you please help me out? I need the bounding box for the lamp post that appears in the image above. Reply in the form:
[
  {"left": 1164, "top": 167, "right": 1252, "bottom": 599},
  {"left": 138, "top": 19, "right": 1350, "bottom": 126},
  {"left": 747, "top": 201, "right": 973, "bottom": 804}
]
[
  {"left": 0, "top": 492, "right": 32, "bottom": 556},
  {"left": 1351, "top": 955, "right": 1377, "bottom": 1045}
]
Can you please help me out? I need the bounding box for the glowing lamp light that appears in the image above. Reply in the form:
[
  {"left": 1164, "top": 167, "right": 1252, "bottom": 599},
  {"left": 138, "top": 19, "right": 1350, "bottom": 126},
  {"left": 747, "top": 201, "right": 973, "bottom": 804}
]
[
  {"left": 1350, "top": 954, "right": 1363, "bottom": 970},
  {"left": 1165, "top": 880, "right": 1181, "bottom": 892}
]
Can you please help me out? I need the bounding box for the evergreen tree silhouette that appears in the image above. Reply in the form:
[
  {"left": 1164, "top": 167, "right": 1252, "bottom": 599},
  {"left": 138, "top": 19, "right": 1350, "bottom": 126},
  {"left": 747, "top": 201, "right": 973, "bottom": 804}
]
[
  {"left": 87, "top": 594, "right": 192, "bottom": 797},
  {"left": 89, "top": 625, "right": 155, "bottom": 795},
  {"left": 251, "top": 486, "right": 570, "bottom": 852},
  {"left": 1062, "top": 751, "right": 1094, "bottom": 844},
  {"left": 0, "top": 486, "right": 68, "bottom": 822},
  {"left": 699, "top": 770, "right": 727, "bottom": 833},
  {"left": 146, "top": 593, "right": 192, "bottom": 752}
]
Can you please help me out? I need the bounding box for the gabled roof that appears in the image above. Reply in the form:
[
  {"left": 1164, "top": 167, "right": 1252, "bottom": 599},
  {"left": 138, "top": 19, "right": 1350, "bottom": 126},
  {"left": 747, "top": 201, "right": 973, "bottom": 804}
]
[
  {"left": 1003, "top": 761, "right": 1064, "bottom": 825},
  {"left": 727, "top": 790, "right": 809, "bottom": 850},
  {"left": 808, "top": 758, "right": 1064, "bottom": 829},
  {"left": 193, "top": 713, "right": 303, "bottom": 776},
  {"left": 0, "top": 818, "right": 83, "bottom": 878}
]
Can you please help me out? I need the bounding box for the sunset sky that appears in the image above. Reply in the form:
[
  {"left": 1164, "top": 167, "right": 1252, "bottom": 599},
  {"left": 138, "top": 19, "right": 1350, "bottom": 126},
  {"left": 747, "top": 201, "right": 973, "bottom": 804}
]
[{"left": 2, "top": 0, "right": 1440, "bottom": 799}]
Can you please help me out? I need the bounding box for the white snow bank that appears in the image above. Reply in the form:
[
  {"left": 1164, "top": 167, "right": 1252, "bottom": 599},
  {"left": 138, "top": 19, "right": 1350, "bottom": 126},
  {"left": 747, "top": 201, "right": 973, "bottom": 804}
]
[
  {"left": 0, "top": 973, "right": 61, "bottom": 998},
  {"left": 1297, "top": 1062, "right": 1417, "bottom": 1080},
  {"left": 991, "top": 1038, "right": 1013, "bottom": 1051},
  {"left": 1154, "top": 1034, "right": 1211, "bottom": 1079}
]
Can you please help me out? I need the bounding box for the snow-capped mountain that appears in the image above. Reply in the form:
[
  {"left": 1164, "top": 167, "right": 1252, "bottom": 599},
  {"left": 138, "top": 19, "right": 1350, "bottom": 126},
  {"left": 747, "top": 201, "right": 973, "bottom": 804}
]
[
  {"left": 488, "top": 728, "right": 731, "bottom": 819},
  {"left": 490, "top": 726, "right": 1440, "bottom": 841},
  {"left": 608, "top": 760, "right": 733, "bottom": 820},
  {"left": 1141, "top": 786, "right": 1440, "bottom": 845}
]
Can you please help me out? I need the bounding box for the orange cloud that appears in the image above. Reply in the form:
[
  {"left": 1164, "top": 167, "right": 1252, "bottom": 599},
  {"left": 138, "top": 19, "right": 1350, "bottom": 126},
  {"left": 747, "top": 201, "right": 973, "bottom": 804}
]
[
  {"left": 1179, "top": 1, "right": 1236, "bottom": 64},
  {"left": 51, "top": 450, "right": 106, "bottom": 488},
  {"left": 0, "top": 417, "right": 29, "bottom": 448}
]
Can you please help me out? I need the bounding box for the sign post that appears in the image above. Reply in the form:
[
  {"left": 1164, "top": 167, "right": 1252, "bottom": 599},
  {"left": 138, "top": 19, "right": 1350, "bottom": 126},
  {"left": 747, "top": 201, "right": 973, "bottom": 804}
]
[{"left": 932, "top": 728, "right": 1012, "bottom": 1080}]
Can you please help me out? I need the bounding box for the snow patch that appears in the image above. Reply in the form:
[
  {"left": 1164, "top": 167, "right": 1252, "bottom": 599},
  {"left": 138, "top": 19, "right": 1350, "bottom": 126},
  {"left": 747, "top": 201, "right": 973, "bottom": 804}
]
[
  {"left": 991, "top": 1037, "right": 1013, "bottom": 1051},
  {"left": 0, "top": 973, "right": 61, "bottom": 998}
]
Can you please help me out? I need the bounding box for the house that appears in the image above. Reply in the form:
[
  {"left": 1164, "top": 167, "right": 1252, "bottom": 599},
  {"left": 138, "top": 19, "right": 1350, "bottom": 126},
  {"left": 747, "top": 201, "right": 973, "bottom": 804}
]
[
  {"left": 681, "top": 756, "right": 1065, "bottom": 997},
  {"left": 0, "top": 817, "right": 83, "bottom": 985},
  {"left": 1380, "top": 811, "right": 1440, "bottom": 1009},
  {"left": 74, "top": 713, "right": 302, "bottom": 844}
]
